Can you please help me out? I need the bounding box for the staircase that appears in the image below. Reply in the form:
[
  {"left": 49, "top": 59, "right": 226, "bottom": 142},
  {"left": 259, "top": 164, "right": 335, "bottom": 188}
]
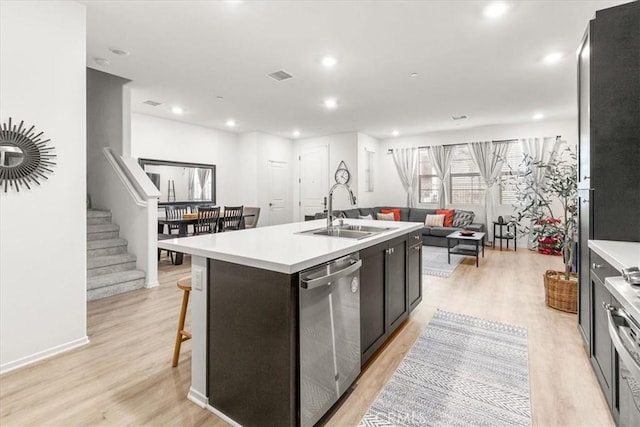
[{"left": 87, "top": 209, "right": 146, "bottom": 301}]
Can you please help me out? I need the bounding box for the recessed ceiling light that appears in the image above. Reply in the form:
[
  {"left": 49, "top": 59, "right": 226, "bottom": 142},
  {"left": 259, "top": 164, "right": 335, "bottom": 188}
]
[
  {"left": 321, "top": 56, "right": 338, "bottom": 68},
  {"left": 216, "top": 96, "right": 224, "bottom": 100},
  {"left": 533, "top": 112, "right": 544, "bottom": 120},
  {"left": 171, "top": 106, "right": 183, "bottom": 115},
  {"left": 452, "top": 115, "right": 468, "bottom": 121},
  {"left": 94, "top": 57, "right": 110, "bottom": 67},
  {"left": 392, "top": 130, "right": 400, "bottom": 137},
  {"left": 323, "top": 98, "right": 338, "bottom": 110},
  {"left": 226, "top": 119, "right": 236, "bottom": 127},
  {"left": 483, "top": 2, "right": 509, "bottom": 18},
  {"left": 109, "top": 47, "right": 130, "bottom": 56},
  {"left": 292, "top": 130, "right": 301, "bottom": 138},
  {"left": 410, "top": 72, "right": 419, "bottom": 78},
  {"left": 543, "top": 52, "right": 564, "bottom": 64}
]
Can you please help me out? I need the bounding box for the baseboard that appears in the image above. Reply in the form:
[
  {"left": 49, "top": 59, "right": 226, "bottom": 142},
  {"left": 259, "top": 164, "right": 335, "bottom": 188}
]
[
  {"left": 0, "top": 336, "right": 89, "bottom": 375},
  {"left": 144, "top": 279, "right": 159, "bottom": 288},
  {"left": 187, "top": 387, "right": 207, "bottom": 408},
  {"left": 187, "top": 387, "right": 241, "bottom": 427}
]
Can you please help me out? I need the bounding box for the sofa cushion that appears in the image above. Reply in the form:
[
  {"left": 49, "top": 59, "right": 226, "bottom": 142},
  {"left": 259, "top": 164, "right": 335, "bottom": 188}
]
[
  {"left": 341, "top": 208, "right": 360, "bottom": 219},
  {"left": 377, "top": 212, "right": 395, "bottom": 221},
  {"left": 380, "top": 208, "right": 401, "bottom": 221},
  {"left": 408, "top": 208, "right": 436, "bottom": 223},
  {"left": 359, "top": 214, "right": 373, "bottom": 220},
  {"left": 429, "top": 227, "right": 459, "bottom": 237},
  {"left": 453, "top": 210, "right": 475, "bottom": 227},
  {"left": 436, "top": 209, "right": 455, "bottom": 227},
  {"left": 425, "top": 214, "right": 445, "bottom": 227},
  {"left": 359, "top": 208, "right": 376, "bottom": 217}
]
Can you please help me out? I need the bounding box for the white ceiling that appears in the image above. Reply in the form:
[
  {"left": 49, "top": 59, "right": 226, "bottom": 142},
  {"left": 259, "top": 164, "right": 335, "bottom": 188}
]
[{"left": 82, "top": 0, "right": 628, "bottom": 139}]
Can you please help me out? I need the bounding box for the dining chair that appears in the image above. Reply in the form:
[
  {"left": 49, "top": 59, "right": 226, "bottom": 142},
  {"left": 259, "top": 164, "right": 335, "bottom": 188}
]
[
  {"left": 242, "top": 207, "right": 261, "bottom": 229},
  {"left": 220, "top": 206, "right": 244, "bottom": 231},
  {"left": 165, "top": 205, "right": 189, "bottom": 234},
  {"left": 194, "top": 206, "right": 220, "bottom": 235}
]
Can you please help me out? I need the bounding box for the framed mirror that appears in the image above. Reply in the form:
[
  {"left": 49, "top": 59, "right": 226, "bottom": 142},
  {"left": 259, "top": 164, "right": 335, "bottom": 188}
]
[
  {"left": 137, "top": 158, "right": 216, "bottom": 206},
  {"left": 0, "top": 118, "right": 56, "bottom": 193}
]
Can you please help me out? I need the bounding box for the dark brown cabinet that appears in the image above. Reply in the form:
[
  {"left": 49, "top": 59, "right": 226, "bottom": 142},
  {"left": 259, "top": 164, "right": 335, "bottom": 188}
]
[
  {"left": 360, "top": 241, "right": 388, "bottom": 365},
  {"left": 360, "top": 233, "right": 419, "bottom": 366},
  {"left": 408, "top": 233, "right": 423, "bottom": 313},
  {"left": 577, "top": 1, "right": 640, "bottom": 355},
  {"left": 387, "top": 237, "right": 408, "bottom": 332}
]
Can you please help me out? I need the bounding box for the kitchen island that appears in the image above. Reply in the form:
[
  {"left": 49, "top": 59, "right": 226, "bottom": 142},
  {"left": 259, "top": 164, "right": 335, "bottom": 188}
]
[{"left": 158, "top": 218, "right": 424, "bottom": 426}]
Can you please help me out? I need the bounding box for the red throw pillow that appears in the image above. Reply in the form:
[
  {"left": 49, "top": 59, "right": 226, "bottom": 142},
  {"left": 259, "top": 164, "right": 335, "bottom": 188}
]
[
  {"left": 436, "top": 209, "right": 455, "bottom": 227},
  {"left": 380, "top": 208, "right": 401, "bottom": 221}
]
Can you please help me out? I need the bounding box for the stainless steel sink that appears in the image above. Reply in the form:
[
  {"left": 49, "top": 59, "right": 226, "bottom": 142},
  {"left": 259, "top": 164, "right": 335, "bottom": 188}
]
[
  {"left": 336, "top": 224, "right": 393, "bottom": 233},
  {"left": 298, "top": 224, "right": 393, "bottom": 239},
  {"left": 311, "top": 228, "right": 373, "bottom": 239}
]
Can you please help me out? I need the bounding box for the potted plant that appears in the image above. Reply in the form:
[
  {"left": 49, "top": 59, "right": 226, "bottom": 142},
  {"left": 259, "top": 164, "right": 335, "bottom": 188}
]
[{"left": 510, "top": 146, "right": 578, "bottom": 312}]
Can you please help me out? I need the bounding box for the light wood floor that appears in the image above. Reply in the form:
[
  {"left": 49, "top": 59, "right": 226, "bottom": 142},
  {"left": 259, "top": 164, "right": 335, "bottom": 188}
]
[{"left": 0, "top": 248, "right": 612, "bottom": 426}]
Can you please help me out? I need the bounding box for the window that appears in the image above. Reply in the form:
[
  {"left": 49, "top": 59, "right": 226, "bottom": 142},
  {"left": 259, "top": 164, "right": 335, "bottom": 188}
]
[
  {"left": 499, "top": 142, "right": 524, "bottom": 205},
  {"left": 417, "top": 149, "right": 440, "bottom": 204},
  {"left": 449, "top": 145, "right": 486, "bottom": 204}
]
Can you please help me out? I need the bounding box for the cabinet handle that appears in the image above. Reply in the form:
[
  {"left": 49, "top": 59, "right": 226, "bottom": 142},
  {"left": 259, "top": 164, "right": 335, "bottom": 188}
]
[
  {"left": 592, "top": 263, "right": 602, "bottom": 269},
  {"left": 583, "top": 175, "right": 590, "bottom": 180},
  {"left": 582, "top": 199, "right": 589, "bottom": 204}
]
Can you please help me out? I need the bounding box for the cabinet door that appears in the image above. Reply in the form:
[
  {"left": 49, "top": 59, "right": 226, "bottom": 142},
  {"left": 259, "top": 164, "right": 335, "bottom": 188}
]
[
  {"left": 591, "top": 272, "right": 613, "bottom": 409},
  {"left": 408, "top": 243, "right": 422, "bottom": 313},
  {"left": 386, "top": 238, "right": 408, "bottom": 333},
  {"left": 359, "top": 242, "right": 387, "bottom": 365},
  {"left": 577, "top": 25, "right": 592, "bottom": 353}
]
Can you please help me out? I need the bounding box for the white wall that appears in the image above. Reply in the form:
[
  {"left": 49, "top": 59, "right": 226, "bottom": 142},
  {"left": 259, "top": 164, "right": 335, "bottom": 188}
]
[
  {"left": 293, "top": 132, "right": 359, "bottom": 215},
  {"left": 0, "top": 0, "right": 88, "bottom": 372},
  {"left": 357, "top": 133, "right": 380, "bottom": 207},
  {"left": 378, "top": 119, "right": 577, "bottom": 244},
  {"left": 131, "top": 113, "right": 241, "bottom": 206}
]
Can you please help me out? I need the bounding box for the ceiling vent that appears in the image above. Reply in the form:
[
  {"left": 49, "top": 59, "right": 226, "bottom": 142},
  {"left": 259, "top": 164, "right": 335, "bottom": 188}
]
[
  {"left": 452, "top": 115, "right": 468, "bottom": 120},
  {"left": 268, "top": 70, "right": 294, "bottom": 81},
  {"left": 143, "top": 100, "right": 162, "bottom": 107}
]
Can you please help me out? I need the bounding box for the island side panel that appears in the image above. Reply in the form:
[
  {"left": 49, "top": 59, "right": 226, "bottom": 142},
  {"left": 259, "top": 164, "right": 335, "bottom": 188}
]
[{"left": 207, "top": 259, "right": 298, "bottom": 427}]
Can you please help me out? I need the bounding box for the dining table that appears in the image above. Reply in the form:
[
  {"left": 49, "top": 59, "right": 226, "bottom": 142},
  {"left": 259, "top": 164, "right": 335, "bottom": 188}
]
[{"left": 158, "top": 213, "right": 255, "bottom": 265}]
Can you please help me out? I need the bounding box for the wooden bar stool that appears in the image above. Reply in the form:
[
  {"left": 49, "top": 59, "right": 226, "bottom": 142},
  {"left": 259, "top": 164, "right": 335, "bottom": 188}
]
[{"left": 172, "top": 276, "right": 192, "bottom": 367}]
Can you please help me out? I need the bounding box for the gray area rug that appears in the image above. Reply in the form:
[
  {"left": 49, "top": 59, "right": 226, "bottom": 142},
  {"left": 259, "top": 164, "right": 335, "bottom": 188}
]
[
  {"left": 423, "top": 246, "right": 464, "bottom": 278},
  {"left": 360, "top": 310, "right": 531, "bottom": 427}
]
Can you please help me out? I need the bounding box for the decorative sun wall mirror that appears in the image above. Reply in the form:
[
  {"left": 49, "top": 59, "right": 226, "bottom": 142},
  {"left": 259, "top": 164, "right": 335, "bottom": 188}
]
[{"left": 0, "top": 118, "right": 57, "bottom": 192}]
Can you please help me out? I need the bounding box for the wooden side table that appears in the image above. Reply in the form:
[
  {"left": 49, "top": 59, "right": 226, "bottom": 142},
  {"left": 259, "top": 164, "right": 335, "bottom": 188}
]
[{"left": 493, "top": 221, "right": 516, "bottom": 251}]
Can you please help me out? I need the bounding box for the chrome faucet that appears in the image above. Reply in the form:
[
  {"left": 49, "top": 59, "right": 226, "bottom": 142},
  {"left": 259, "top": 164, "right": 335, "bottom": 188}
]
[{"left": 326, "top": 183, "right": 357, "bottom": 229}]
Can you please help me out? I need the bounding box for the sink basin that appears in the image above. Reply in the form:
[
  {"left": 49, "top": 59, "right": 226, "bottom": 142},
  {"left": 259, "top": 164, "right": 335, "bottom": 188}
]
[
  {"left": 297, "top": 224, "right": 393, "bottom": 239},
  {"left": 311, "top": 228, "right": 373, "bottom": 239},
  {"left": 336, "top": 224, "right": 393, "bottom": 233}
]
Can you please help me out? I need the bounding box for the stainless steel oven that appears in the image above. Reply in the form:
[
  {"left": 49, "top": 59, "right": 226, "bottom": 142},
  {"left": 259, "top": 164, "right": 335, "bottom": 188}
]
[{"left": 605, "top": 304, "right": 640, "bottom": 426}]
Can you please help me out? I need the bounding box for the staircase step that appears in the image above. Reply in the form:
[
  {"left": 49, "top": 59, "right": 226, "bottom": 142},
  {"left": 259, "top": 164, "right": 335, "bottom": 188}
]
[
  {"left": 87, "top": 270, "right": 146, "bottom": 291},
  {"left": 88, "top": 276, "right": 145, "bottom": 301},
  {"left": 87, "top": 223, "right": 120, "bottom": 241},
  {"left": 87, "top": 253, "right": 136, "bottom": 277},
  {"left": 87, "top": 238, "right": 128, "bottom": 257},
  {"left": 87, "top": 209, "right": 111, "bottom": 218}
]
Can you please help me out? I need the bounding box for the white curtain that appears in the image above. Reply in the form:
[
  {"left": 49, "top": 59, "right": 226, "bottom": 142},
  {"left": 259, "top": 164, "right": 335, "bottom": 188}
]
[
  {"left": 467, "top": 141, "right": 510, "bottom": 243},
  {"left": 391, "top": 148, "right": 419, "bottom": 207},
  {"left": 427, "top": 145, "right": 454, "bottom": 208},
  {"left": 519, "top": 136, "right": 563, "bottom": 248},
  {"left": 197, "top": 168, "right": 210, "bottom": 200},
  {"left": 187, "top": 168, "right": 196, "bottom": 200}
]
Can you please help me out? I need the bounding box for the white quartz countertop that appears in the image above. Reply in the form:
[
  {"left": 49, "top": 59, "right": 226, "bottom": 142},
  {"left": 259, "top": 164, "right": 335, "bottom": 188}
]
[
  {"left": 158, "top": 219, "right": 423, "bottom": 274},
  {"left": 588, "top": 240, "right": 640, "bottom": 272},
  {"left": 589, "top": 240, "right": 640, "bottom": 321}
]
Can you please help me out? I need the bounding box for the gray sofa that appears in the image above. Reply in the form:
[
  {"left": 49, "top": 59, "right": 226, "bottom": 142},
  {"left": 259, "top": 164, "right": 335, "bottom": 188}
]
[{"left": 316, "top": 206, "right": 484, "bottom": 247}]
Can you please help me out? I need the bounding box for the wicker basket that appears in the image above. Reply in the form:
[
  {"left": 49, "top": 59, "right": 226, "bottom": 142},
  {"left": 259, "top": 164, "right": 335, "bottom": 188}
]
[{"left": 543, "top": 270, "right": 578, "bottom": 313}]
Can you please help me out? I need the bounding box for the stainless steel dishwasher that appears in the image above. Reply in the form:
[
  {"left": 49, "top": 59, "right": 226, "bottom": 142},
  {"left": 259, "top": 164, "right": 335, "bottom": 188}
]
[{"left": 299, "top": 253, "right": 361, "bottom": 427}]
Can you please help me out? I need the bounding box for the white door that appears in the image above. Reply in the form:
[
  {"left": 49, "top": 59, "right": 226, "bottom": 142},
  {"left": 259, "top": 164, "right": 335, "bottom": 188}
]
[
  {"left": 299, "top": 145, "right": 329, "bottom": 221},
  {"left": 268, "top": 160, "right": 288, "bottom": 226}
]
